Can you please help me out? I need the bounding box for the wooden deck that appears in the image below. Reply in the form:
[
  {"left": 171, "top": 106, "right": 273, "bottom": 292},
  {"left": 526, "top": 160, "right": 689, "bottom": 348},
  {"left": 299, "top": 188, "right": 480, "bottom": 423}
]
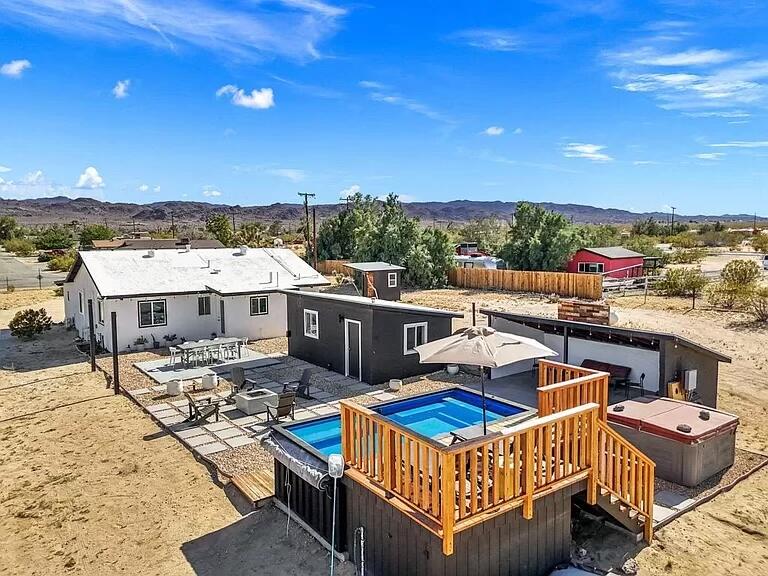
[{"left": 231, "top": 469, "right": 275, "bottom": 505}]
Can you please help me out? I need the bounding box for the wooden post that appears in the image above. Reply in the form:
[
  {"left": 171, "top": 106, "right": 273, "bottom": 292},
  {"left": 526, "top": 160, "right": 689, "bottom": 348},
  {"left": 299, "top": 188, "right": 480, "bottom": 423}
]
[
  {"left": 441, "top": 452, "right": 455, "bottom": 555},
  {"left": 587, "top": 409, "right": 599, "bottom": 504},
  {"left": 472, "top": 302, "right": 476, "bottom": 327},
  {"left": 111, "top": 311, "right": 120, "bottom": 395},
  {"left": 522, "top": 429, "right": 535, "bottom": 519},
  {"left": 87, "top": 299, "right": 96, "bottom": 372},
  {"left": 563, "top": 326, "right": 570, "bottom": 364},
  {"left": 644, "top": 461, "right": 655, "bottom": 542},
  {"left": 382, "top": 425, "right": 392, "bottom": 491}
]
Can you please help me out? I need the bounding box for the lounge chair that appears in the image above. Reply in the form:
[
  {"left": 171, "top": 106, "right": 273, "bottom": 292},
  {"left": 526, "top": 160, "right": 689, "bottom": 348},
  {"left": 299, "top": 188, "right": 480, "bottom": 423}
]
[
  {"left": 264, "top": 391, "right": 296, "bottom": 422},
  {"left": 223, "top": 366, "right": 256, "bottom": 404},
  {"left": 282, "top": 368, "right": 314, "bottom": 399},
  {"left": 184, "top": 391, "right": 222, "bottom": 423}
]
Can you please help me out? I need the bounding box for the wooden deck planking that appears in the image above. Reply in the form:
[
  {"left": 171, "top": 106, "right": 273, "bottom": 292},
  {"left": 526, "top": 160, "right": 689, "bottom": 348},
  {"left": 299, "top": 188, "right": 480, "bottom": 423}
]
[{"left": 231, "top": 469, "right": 275, "bottom": 505}]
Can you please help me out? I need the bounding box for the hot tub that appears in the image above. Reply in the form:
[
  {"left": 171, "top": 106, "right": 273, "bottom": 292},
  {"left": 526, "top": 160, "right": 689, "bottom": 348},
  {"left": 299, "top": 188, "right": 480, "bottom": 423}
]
[{"left": 607, "top": 397, "right": 738, "bottom": 487}]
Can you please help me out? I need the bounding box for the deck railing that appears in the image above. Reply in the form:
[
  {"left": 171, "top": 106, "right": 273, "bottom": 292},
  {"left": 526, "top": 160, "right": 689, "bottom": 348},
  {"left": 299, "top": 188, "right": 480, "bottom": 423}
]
[
  {"left": 340, "top": 399, "right": 602, "bottom": 555},
  {"left": 537, "top": 360, "right": 610, "bottom": 421}
]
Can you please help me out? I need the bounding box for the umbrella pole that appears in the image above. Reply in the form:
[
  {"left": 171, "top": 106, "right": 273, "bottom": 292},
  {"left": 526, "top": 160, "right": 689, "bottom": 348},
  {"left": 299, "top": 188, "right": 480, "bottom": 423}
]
[{"left": 481, "top": 367, "right": 487, "bottom": 435}]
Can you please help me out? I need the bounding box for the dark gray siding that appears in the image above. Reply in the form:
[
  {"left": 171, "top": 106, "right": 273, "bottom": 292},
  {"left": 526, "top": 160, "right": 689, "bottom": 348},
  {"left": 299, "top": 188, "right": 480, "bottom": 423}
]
[
  {"left": 662, "top": 341, "right": 719, "bottom": 407},
  {"left": 355, "top": 270, "right": 402, "bottom": 301},
  {"left": 344, "top": 477, "right": 584, "bottom": 576}
]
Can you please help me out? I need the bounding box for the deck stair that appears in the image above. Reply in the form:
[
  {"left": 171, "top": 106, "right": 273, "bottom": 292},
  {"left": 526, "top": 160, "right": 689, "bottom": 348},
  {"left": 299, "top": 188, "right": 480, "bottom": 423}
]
[{"left": 230, "top": 470, "right": 275, "bottom": 506}]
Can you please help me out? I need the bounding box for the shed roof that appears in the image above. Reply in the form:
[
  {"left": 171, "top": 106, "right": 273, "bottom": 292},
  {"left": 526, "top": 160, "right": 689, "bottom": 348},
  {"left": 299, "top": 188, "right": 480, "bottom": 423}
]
[
  {"left": 345, "top": 261, "right": 405, "bottom": 272},
  {"left": 578, "top": 246, "right": 644, "bottom": 259},
  {"left": 90, "top": 238, "right": 224, "bottom": 250},
  {"left": 282, "top": 289, "right": 462, "bottom": 318},
  {"left": 480, "top": 309, "right": 731, "bottom": 363},
  {"left": 65, "top": 247, "right": 329, "bottom": 298}
]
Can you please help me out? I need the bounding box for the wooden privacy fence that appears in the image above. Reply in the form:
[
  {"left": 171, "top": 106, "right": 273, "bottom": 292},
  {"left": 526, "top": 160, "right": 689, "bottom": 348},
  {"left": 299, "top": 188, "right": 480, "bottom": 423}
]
[
  {"left": 315, "top": 259, "right": 350, "bottom": 275},
  {"left": 448, "top": 267, "right": 603, "bottom": 300},
  {"left": 537, "top": 360, "right": 610, "bottom": 421},
  {"left": 340, "top": 399, "right": 603, "bottom": 556}
]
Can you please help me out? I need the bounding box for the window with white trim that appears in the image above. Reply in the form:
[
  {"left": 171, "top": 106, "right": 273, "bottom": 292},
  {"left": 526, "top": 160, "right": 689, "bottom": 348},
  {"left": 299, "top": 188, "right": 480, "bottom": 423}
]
[
  {"left": 578, "top": 262, "right": 604, "bottom": 274},
  {"left": 138, "top": 300, "right": 166, "bottom": 328},
  {"left": 97, "top": 299, "right": 104, "bottom": 324},
  {"left": 78, "top": 292, "right": 83, "bottom": 314},
  {"left": 250, "top": 295, "right": 269, "bottom": 316},
  {"left": 303, "top": 309, "right": 319, "bottom": 339},
  {"left": 404, "top": 322, "right": 428, "bottom": 355},
  {"left": 388, "top": 272, "right": 398, "bottom": 288},
  {"left": 198, "top": 295, "right": 211, "bottom": 316}
]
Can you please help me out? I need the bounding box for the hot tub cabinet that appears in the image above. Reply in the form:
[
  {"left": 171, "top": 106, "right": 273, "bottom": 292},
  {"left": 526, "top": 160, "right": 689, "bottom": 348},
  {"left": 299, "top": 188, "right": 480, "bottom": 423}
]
[{"left": 608, "top": 397, "right": 738, "bottom": 487}]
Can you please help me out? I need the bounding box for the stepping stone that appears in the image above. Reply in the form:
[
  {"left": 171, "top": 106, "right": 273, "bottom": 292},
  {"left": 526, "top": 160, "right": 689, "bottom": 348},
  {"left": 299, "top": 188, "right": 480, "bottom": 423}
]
[
  {"left": 184, "top": 434, "right": 218, "bottom": 448},
  {"left": 225, "top": 436, "right": 256, "bottom": 448},
  {"left": 375, "top": 392, "right": 397, "bottom": 401},
  {"left": 196, "top": 442, "right": 229, "bottom": 455},
  {"left": 246, "top": 424, "right": 267, "bottom": 435},
  {"left": 312, "top": 404, "right": 338, "bottom": 415},
  {"left": 151, "top": 385, "right": 166, "bottom": 392},
  {"left": 147, "top": 403, "right": 173, "bottom": 414},
  {"left": 170, "top": 399, "right": 189, "bottom": 408},
  {"left": 159, "top": 414, "right": 186, "bottom": 425},
  {"left": 203, "top": 421, "right": 234, "bottom": 432},
  {"left": 228, "top": 415, "right": 260, "bottom": 426},
  {"left": 130, "top": 388, "right": 152, "bottom": 396},
  {"left": 215, "top": 428, "right": 246, "bottom": 440},
  {"left": 176, "top": 427, "right": 209, "bottom": 440}
]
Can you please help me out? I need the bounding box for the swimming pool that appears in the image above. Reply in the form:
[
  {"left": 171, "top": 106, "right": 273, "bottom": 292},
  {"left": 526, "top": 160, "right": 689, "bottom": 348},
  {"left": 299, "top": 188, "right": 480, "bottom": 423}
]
[{"left": 282, "top": 388, "right": 531, "bottom": 457}]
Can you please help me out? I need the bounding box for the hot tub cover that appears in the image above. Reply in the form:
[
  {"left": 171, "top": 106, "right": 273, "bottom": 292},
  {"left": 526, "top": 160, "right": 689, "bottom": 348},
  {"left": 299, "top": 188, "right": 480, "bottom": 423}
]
[
  {"left": 261, "top": 432, "right": 330, "bottom": 490},
  {"left": 608, "top": 397, "right": 738, "bottom": 444}
]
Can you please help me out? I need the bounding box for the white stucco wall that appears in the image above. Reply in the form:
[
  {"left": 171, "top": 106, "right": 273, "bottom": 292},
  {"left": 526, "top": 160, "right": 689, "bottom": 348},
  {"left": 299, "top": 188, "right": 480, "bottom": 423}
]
[
  {"left": 64, "top": 264, "right": 108, "bottom": 347},
  {"left": 218, "top": 293, "right": 287, "bottom": 341}
]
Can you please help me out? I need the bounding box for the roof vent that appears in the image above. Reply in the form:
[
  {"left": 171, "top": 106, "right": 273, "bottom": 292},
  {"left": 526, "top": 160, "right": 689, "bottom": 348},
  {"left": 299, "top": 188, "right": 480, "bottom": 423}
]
[
  {"left": 238, "top": 245, "right": 248, "bottom": 255},
  {"left": 211, "top": 269, "right": 221, "bottom": 274},
  {"left": 146, "top": 249, "right": 155, "bottom": 258},
  {"left": 183, "top": 244, "right": 191, "bottom": 252}
]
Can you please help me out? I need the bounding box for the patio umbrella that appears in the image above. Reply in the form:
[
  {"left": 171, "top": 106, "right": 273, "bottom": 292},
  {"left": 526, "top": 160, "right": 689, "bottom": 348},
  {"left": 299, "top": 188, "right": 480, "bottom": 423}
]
[{"left": 414, "top": 326, "right": 557, "bottom": 434}]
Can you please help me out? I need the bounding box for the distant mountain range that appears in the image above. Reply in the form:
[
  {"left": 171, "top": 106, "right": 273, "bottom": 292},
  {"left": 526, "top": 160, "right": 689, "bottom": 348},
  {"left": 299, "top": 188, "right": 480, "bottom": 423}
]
[{"left": 0, "top": 196, "right": 763, "bottom": 227}]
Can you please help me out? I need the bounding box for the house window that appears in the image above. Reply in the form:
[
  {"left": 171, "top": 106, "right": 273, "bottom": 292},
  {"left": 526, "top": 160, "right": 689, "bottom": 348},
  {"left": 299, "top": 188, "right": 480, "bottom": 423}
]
[
  {"left": 404, "top": 322, "right": 428, "bottom": 355},
  {"left": 66, "top": 290, "right": 70, "bottom": 302},
  {"left": 138, "top": 300, "right": 167, "bottom": 328},
  {"left": 250, "top": 295, "right": 269, "bottom": 316},
  {"left": 303, "top": 309, "right": 319, "bottom": 339},
  {"left": 198, "top": 295, "right": 211, "bottom": 316},
  {"left": 78, "top": 292, "right": 83, "bottom": 314},
  {"left": 388, "top": 272, "right": 398, "bottom": 288},
  {"left": 578, "top": 262, "right": 604, "bottom": 274},
  {"left": 97, "top": 300, "right": 104, "bottom": 324}
]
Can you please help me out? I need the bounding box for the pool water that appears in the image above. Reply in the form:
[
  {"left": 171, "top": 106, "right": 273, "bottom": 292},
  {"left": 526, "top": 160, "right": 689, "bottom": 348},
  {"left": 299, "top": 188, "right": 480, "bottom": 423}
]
[{"left": 284, "top": 388, "right": 525, "bottom": 457}]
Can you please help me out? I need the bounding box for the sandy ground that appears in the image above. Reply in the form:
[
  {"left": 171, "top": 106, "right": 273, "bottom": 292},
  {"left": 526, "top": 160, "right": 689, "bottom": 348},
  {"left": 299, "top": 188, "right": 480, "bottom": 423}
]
[
  {"left": 0, "top": 289, "right": 64, "bottom": 328},
  {"left": 404, "top": 287, "right": 768, "bottom": 575},
  {"left": 0, "top": 326, "right": 353, "bottom": 576}
]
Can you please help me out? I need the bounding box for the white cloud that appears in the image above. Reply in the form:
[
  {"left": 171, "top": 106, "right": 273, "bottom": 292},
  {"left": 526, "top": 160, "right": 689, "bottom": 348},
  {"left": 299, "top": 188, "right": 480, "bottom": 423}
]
[
  {"left": 24, "top": 170, "right": 45, "bottom": 185},
  {"left": 483, "top": 126, "right": 504, "bottom": 136},
  {"left": 368, "top": 91, "right": 451, "bottom": 123},
  {"left": 1, "top": 59, "right": 31, "bottom": 78},
  {"left": 0, "top": 165, "right": 11, "bottom": 173},
  {"left": 693, "top": 152, "right": 725, "bottom": 160},
  {"left": 153, "top": 185, "right": 161, "bottom": 193},
  {"left": 340, "top": 184, "right": 360, "bottom": 199},
  {"left": 75, "top": 166, "right": 105, "bottom": 189},
  {"left": 0, "top": 1, "right": 346, "bottom": 62},
  {"left": 709, "top": 141, "right": 768, "bottom": 148},
  {"left": 562, "top": 143, "right": 613, "bottom": 162},
  {"left": 112, "top": 79, "right": 130, "bottom": 98},
  {"left": 216, "top": 84, "right": 275, "bottom": 109},
  {"left": 633, "top": 160, "right": 659, "bottom": 165},
  {"left": 0, "top": 169, "right": 103, "bottom": 200},
  {"left": 683, "top": 110, "right": 750, "bottom": 118},
  {"left": 450, "top": 29, "right": 521, "bottom": 52},
  {"left": 266, "top": 168, "right": 305, "bottom": 182},
  {"left": 359, "top": 80, "right": 387, "bottom": 90},
  {"left": 608, "top": 48, "right": 737, "bottom": 67},
  {"left": 203, "top": 189, "right": 222, "bottom": 197},
  {"left": 513, "top": 127, "right": 523, "bottom": 134},
  {"left": 138, "top": 184, "right": 149, "bottom": 192}
]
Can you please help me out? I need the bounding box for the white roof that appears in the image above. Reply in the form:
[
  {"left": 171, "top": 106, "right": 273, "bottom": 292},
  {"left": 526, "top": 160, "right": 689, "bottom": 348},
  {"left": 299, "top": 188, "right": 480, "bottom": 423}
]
[
  {"left": 280, "top": 289, "right": 463, "bottom": 317},
  {"left": 72, "top": 247, "right": 329, "bottom": 298}
]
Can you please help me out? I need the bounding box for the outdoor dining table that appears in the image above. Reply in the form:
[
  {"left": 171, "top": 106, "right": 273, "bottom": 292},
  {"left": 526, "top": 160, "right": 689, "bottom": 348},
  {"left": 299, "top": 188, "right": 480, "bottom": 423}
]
[{"left": 176, "top": 337, "right": 245, "bottom": 368}]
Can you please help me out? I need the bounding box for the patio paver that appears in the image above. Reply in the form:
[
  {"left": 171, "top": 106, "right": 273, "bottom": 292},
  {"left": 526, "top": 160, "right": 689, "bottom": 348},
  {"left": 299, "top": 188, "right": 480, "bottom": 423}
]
[
  {"left": 215, "top": 428, "right": 246, "bottom": 440},
  {"left": 184, "top": 433, "right": 218, "bottom": 448},
  {"left": 196, "top": 442, "right": 229, "bottom": 455},
  {"left": 225, "top": 436, "right": 256, "bottom": 448}
]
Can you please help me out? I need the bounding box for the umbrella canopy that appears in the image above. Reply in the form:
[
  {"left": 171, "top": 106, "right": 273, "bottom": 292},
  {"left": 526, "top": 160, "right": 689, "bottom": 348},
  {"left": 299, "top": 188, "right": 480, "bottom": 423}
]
[{"left": 414, "top": 326, "right": 557, "bottom": 368}]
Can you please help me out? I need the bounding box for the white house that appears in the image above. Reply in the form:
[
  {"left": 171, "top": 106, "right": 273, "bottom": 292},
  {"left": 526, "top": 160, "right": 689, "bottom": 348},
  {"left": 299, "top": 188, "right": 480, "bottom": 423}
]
[{"left": 63, "top": 246, "right": 329, "bottom": 351}]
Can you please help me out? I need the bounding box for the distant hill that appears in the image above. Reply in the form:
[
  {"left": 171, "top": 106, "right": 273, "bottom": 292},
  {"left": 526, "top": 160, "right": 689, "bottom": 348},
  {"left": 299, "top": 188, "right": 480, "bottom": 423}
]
[{"left": 0, "top": 196, "right": 763, "bottom": 227}]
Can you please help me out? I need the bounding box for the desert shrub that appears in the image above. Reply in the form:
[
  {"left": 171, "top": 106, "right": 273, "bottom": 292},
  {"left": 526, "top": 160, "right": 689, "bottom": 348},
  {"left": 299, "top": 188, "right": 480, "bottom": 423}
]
[
  {"left": 669, "top": 233, "right": 696, "bottom": 249},
  {"left": 47, "top": 254, "right": 75, "bottom": 272},
  {"left": 9, "top": 308, "right": 53, "bottom": 340},
  {"left": 659, "top": 268, "right": 709, "bottom": 297},
  {"left": 706, "top": 282, "right": 752, "bottom": 309},
  {"left": 3, "top": 238, "right": 37, "bottom": 257},
  {"left": 669, "top": 248, "right": 707, "bottom": 264},
  {"left": 53, "top": 287, "right": 64, "bottom": 297},
  {"left": 6, "top": 284, "right": 15, "bottom": 293},
  {"left": 34, "top": 225, "right": 75, "bottom": 250},
  {"left": 721, "top": 259, "right": 761, "bottom": 286},
  {"left": 749, "top": 287, "right": 768, "bottom": 322},
  {"left": 752, "top": 234, "right": 768, "bottom": 254}
]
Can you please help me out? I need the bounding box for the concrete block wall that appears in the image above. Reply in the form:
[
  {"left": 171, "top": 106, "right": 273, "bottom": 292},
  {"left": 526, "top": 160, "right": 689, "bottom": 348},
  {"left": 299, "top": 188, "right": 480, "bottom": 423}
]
[{"left": 558, "top": 299, "right": 610, "bottom": 325}]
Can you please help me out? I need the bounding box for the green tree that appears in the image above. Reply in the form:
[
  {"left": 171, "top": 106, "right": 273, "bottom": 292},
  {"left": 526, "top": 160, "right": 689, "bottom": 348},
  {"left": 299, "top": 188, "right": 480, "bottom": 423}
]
[
  {"left": 267, "top": 220, "right": 283, "bottom": 238},
  {"left": 631, "top": 217, "right": 664, "bottom": 237},
  {"left": 498, "top": 202, "right": 578, "bottom": 271},
  {"left": 623, "top": 235, "right": 662, "bottom": 258},
  {"left": 406, "top": 227, "right": 455, "bottom": 288},
  {"left": 317, "top": 193, "right": 377, "bottom": 260},
  {"left": 79, "top": 224, "right": 115, "bottom": 248},
  {"left": 235, "top": 222, "right": 269, "bottom": 247},
  {"left": 205, "top": 213, "right": 234, "bottom": 247},
  {"left": 575, "top": 224, "right": 622, "bottom": 249},
  {"left": 659, "top": 268, "right": 709, "bottom": 302},
  {"left": 34, "top": 225, "right": 75, "bottom": 250},
  {"left": 0, "top": 216, "right": 18, "bottom": 241},
  {"left": 458, "top": 218, "right": 507, "bottom": 254}
]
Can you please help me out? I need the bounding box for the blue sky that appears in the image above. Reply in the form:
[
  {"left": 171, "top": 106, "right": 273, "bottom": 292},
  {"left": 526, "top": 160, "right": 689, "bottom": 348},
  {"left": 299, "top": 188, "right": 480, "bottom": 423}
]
[{"left": 0, "top": 0, "right": 766, "bottom": 215}]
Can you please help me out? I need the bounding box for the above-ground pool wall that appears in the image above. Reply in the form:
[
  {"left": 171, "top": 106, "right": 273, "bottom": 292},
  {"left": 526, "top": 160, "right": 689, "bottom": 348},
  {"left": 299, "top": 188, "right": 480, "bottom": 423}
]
[
  {"left": 368, "top": 309, "right": 455, "bottom": 385},
  {"left": 344, "top": 477, "right": 585, "bottom": 576},
  {"left": 662, "top": 340, "right": 719, "bottom": 408},
  {"left": 274, "top": 461, "right": 347, "bottom": 552}
]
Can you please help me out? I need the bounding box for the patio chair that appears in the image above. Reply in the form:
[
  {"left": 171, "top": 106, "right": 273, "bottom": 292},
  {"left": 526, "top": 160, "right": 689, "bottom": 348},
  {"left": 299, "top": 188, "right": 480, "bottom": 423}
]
[
  {"left": 168, "top": 346, "right": 180, "bottom": 366},
  {"left": 184, "top": 391, "right": 222, "bottom": 424},
  {"left": 282, "top": 368, "right": 315, "bottom": 399},
  {"left": 264, "top": 391, "right": 296, "bottom": 422},
  {"left": 222, "top": 366, "right": 256, "bottom": 404}
]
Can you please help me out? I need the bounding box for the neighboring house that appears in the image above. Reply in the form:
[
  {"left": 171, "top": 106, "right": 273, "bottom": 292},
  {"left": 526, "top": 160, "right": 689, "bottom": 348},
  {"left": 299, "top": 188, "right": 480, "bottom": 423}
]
[
  {"left": 345, "top": 261, "right": 405, "bottom": 301},
  {"left": 63, "top": 247, "right": 328, "bottom": 351},
  {"left": 454, "top": 254, "right": 503, "bottom": 269},
  {"left": 90, "top": 237, "right": 224, "bottom": 250},
  {"left": 282, "top": 290, "right": 462, "bottom": 385},
  {"left": 567, "top": 246, "right": 644, "bottom": 278},
  {"left": 481, "top": 310, "right": 731, "bottom": 408}
]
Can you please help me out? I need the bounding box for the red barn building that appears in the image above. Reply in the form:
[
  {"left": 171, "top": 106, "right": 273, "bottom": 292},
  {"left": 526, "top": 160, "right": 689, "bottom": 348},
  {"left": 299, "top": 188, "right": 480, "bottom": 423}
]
[{"left": 567, "top": 246, "right": 645, "bottom": 278}]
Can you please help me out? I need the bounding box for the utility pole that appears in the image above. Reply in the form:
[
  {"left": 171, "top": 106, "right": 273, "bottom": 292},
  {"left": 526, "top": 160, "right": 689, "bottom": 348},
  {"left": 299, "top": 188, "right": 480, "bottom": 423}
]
[
  {"left": 298, "top": 192, "right": 316, "bottom": 259},
  {"left": 670, "top": 206, "right": 676, "bottom": 235},
  {"left": 312, "top": 207, "right": 318, "bottom": 269},
  {"left": 230, "top": 208, "right": 236, "bottom": 233},
  {"left": 170, "top": 212, "right": 176, "bottom": 236},
  {"left": 132, "top": 217, "right": 136, "bottom": 234}
]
